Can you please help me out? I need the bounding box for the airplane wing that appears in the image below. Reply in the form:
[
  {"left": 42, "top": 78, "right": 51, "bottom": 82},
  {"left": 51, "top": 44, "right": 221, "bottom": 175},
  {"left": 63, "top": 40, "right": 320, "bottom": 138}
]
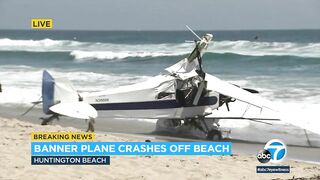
[
  {"left": 49, "top": 102, "right": 98, "bottom": 119},
  {"left": 206, "top": 74, "right": 277, "bottom": 111}
]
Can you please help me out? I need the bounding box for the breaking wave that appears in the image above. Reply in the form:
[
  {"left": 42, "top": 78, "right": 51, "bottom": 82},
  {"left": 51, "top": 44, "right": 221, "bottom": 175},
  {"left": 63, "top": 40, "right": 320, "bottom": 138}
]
[
  {"left": 70, "top": 50, "right": 185, "bottom": 60},
  {"left": 0, "top": 65, "right": 150, "bottom": 106},
  {"left": 213, "top": 40, "right": 320, "bottom": 58},
  {"left": 1, "top": 38, "right": 320, "bottom": 60},
  {"left": 0, "top": 38, "right": 82, "bottom": 52}
]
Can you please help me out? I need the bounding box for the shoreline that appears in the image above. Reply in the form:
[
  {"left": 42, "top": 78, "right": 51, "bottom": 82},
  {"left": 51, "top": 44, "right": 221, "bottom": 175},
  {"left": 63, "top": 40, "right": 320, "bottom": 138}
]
[
  {"left": 1, "top": 104, "right": 320, "bottom": 148},
  {"left": 1, "top": 116, "right": 320, "bottom": 179}
]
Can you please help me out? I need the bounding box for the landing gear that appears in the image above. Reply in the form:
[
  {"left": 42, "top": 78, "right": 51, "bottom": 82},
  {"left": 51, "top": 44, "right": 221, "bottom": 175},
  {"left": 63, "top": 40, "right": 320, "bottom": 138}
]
[
  {"left": 156, "top": 119, "right": 181, "bottom": 130},
  {"left": 155, "top": 116, "right": 223, "bottom": 141},
  {"left": 207, "top": 129, "right": 222, "bottom": 141},
  {"left": 193, "top": 116, "right": 222, "bottom": 141}
]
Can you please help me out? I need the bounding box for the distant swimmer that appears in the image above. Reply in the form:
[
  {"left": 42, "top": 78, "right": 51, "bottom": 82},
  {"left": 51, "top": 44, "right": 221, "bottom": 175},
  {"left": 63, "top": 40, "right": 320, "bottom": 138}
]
[{"left": 254, "top": 35, "right": 259, "bottom": 41}]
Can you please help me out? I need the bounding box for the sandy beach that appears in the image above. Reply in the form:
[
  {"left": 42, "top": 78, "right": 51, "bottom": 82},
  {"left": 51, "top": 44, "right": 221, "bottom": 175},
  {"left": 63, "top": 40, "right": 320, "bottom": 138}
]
[{"left": 0, "top": 117, "right": 319, "bottom": 180}]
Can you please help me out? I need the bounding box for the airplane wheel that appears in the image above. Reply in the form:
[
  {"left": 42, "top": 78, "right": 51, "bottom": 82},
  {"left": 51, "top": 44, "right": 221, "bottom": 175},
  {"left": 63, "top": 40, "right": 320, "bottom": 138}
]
[
  {"left": 156, "top": 119, "right": 173, "bottom": 131},
  {"left": 207, "top": 129, "right": 222, "bottom": 141}
]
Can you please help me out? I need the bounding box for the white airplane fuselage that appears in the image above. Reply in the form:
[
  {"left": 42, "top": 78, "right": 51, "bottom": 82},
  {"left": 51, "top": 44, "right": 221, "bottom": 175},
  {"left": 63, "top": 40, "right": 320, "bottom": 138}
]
[{"left": 81, "top": 74, "right": 219, "bottom": 119}]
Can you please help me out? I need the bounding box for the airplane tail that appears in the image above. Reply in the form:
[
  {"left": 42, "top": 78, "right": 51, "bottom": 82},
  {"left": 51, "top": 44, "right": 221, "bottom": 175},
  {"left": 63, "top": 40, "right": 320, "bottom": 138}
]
[
  {"left": 41, "top": 70, "right": 97, "bottom": 119},
  {"left": 42, "top": 70, "right": 55, "bottom": 114}
]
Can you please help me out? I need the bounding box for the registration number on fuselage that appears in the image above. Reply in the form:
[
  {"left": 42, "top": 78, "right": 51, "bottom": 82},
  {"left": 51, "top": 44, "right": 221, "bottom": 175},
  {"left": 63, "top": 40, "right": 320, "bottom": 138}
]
[{"left": 95, "top": 98, "right": 109, "bottom": 102}]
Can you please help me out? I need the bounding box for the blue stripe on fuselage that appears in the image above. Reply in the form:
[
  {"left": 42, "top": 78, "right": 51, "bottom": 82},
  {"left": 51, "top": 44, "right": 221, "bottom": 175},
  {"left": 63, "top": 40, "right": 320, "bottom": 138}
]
[{"left": 91, "top": 96, "right": 218, "bottom": 110}]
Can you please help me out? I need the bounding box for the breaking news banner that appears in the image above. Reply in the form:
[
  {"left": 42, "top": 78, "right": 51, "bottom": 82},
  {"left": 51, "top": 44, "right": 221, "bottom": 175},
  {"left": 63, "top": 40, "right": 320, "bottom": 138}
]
[
  {"left": 30, "top": 132, "right": 232, "bottom": 165},
  {"left": 31, "top": 132, "right": 95, "bottom": 141},
  {"left": 31, "top": 132, "right": 107, "bottom": 165},
  {"left": 32, "top": 142, "right": 232, "bottom": 156}
]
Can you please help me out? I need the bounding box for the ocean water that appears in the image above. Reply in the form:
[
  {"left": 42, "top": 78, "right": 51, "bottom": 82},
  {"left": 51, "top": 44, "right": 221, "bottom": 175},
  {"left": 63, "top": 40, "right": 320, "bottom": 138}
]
[{"left": 0, "top": 30, "right": 320, "bottom": 145}]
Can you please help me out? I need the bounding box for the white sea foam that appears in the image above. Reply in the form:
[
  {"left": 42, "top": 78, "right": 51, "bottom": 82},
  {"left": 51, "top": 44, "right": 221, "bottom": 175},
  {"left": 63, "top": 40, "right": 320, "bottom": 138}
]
[
  {"left": 0, "top": 66, "right": 149, "bottom": 106},
  {"left": 276, "top": 101, "right": 320, "bottom": 135},
  {"left": 1, "top": 38, "right": 320, "bottom": 59},
  {"left": 212, "top": 40, "right": 320, "bottom": 58},
  {"left": 0, "top": 38, "right": 82, "bottom": 52},
  {"left": 70, "top": 50, "right": 185, "bottom": 60}
]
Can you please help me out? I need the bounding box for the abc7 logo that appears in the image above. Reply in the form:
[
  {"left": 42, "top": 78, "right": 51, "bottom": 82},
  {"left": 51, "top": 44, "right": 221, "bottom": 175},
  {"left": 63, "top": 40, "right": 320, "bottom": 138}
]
[
  {"left": 257, "top": 139, "right": 287, "bottom": 163},
  {"left": 257, "top": 149, "right": 271, "bottom": 163}
]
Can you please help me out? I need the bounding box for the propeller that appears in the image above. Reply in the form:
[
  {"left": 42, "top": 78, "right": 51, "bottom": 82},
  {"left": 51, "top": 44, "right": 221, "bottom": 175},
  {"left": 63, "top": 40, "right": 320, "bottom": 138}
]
[
  {"left": 225, "top": 101, "right": 230, "bottom": 111},
  {"left": 219, "top": 94, "right": 236, "bottom": 111},
  {"left": 219, "top": 85, "right": 258, "bottom": 111}
]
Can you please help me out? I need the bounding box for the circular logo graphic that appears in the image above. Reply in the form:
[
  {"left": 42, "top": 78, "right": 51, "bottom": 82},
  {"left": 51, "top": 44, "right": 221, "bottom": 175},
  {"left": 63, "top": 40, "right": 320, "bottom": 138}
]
[
  {"left": 264, "top": 139, "right": 287, "bottom": 163},
  {"left": 256, "top": 149, "right": 271, "bottom": 163}
]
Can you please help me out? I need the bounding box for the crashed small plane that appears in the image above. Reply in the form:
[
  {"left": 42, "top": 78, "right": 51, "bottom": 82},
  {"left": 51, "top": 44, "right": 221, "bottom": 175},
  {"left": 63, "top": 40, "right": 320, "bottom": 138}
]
[{"left": 33, "top": 29, "right": 280, "bottom": 140}]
